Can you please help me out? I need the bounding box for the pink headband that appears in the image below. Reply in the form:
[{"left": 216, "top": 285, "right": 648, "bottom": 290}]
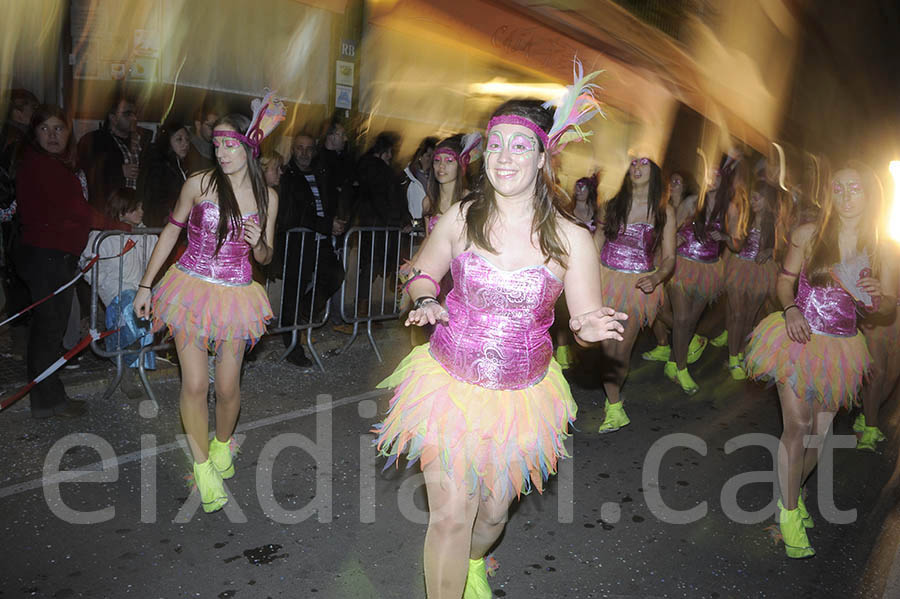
[
  {"left": 213, "top": 130, "right": 263, "bottom": 158},
  {"left": 433, "top": 147, "right": 475, "bottom": 170},
  {"left": 487, "top": 115, "right": 550, "bottom": 151}
]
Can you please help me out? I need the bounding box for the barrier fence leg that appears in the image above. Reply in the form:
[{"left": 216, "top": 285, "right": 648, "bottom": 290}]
[
  {"left": 365, "top": 320, "right": 383, "bottom": 363},
  {"left": 136, "top": 344, "right": 160, "bottom": 410},
  {"left": 101, "top": 352, "right": 126, "bottom": 402},
  {"left": 306, "top": 328, "right": 326, "bottom": 373}
]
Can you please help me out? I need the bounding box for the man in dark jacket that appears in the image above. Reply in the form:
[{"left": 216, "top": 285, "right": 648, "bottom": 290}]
[
  {"left": 275, "top": 132, "right": 345, "bottom": 367},
  {"left": 76, "top": 93, "right": 150, "bottom": 212}
]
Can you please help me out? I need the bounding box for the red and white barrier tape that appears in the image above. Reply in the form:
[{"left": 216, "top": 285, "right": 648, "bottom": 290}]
[
  {"left": 0, "top": 239, "right": 137, "bottom": 329},
  {"left": 0, "top": 328, "right": 120, "bottom": 412}
]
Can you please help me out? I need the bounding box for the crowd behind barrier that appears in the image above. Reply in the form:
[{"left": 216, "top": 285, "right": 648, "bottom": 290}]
[{"left": 87, "top": 225, "right": 425, "bottom": 399}]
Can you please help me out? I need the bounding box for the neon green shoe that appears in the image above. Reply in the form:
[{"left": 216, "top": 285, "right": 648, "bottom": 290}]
[
  {"left": 710, "top": 330, "right": 728, "bottom": 348},
  {"left": 209, "top": 436, "right": 237, "bottom": 479},
  {"left": 192, "top": 459, "right": 228, "bottom": 513},
  {"left": 463, "top": 558, "right": 492, "bottom": 599},
  {"left": 728, "top": 354, "right": 747, "bottom": 380},
  {"left": 852, "top": 413, "right": 866, "bottom": 434},
  {"left": 675, "top": 367, "right": 699, "bottom": 395},
  {"left": 642, "top": 344, "right": 671, "bottom": 362},
  {"left": 857, "top": 426, "right": 886, "bottom": 451},
  {"left": 797, "top": 493, "right": 814, "bottom": 529},
  {"left": 664, "top": 360, "right": 677, "bottom": 382},
  {"left": 598, "top": 400, "right": 630, "bottom": 434},
  {"left": 777, "top": 501, "right": 815, "bottom": 559},
  {"left": 687, "top": 335, "right": 708, "bottom": 364},
  {"left": 555, "top": 345, "right": 573, "bottom": 370}
]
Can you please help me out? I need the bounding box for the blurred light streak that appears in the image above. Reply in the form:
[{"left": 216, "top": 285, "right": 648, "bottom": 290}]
[
  {"left": 772, "top": 142, "right": 787, "bottom": 191},
  {"left": 468, "top": 80, "right": 566, "bottom": 101},
  {"left": 889, "top": 161, "right": 900, "bottom": 242}
]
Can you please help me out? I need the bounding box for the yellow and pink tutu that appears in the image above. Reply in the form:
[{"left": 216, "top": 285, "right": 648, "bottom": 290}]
[
  {"left": 724, "top": 252, "right": 778, "bottom": 300},
  {"left": 374, "top": 344, "right": 576, "bottom": 500},
  {"left": 743, "top": 312, "right": 871, "bottom": 409},
  {"left": 600, "top": 264, "right": 663, "bottom": 326},
  {"left": 151, "top": 265, "right": 273, "bottom": 351},
  {"left": 670, "top": 257, "right": 724, "bottom": 303}
]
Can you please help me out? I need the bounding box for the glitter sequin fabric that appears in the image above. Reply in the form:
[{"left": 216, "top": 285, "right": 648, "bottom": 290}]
[
  {"left": 600, "top": 222, "right": 656, "bottom": 273},
  {"left": 795, "top": 270, "right": 858, "bottom": 337},
  {"left": 177, "top": 201, "right": 257, "bottom": 286},
  {"left": 677, "top": 219, "right": 723, "bottom": 263}
]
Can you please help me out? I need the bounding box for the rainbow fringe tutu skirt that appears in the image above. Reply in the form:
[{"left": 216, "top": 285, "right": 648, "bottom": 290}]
[
  {"left": 670, "top": 256, "right": 724, "bottom": 303},
  {"left": 374, "top": 344, "right": 576, "bottom": 500},
  {"left": 724, "top": 253, "right": 778, "bottom": 299},
  {"left": 600, "top": 264, "right": 663, "bottom": 327},
  {"left": 744, "top": 312, "right": 871, "bottom": 409},
  {"left": 151, "top": 265, "right": 273, "bottom": 351}
]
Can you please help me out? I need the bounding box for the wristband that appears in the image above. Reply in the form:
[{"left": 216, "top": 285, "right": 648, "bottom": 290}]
[
  {"left": 138, "top": 284, "right": 152, "bottom": 290},
  {"left": 404, "top": 272, "right": 441, "bottom": 298},
  {"left": 413, "top": 296, "right": 439, "bottom": 311},
  {"left": 783, "top": 304, "right": 799, "bottom": 315}
]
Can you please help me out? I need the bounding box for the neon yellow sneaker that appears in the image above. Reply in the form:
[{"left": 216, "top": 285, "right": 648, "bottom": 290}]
[
  {"left": 687, "top": 335, "right": 708, "bottom": 364},
  {"left": 710, "top": 330, "right": 728, "bottom": 348},
  {"left": 192, "top": 459, "right": 228, "bottom": 513},
  {"left": 598, "top": 400, "right": 630, "bottom": 434},
  {"left": 463, "top": 558, "right": 492, "bottom": 599},
  {"left": 857, "top": 426, "right": 886, "bottom": 451},
  {"left": 642, "top": 344, "right": 671, "bottom": 362},
  {"left": 728, "top": 354, "right": 747, "bottom": 380},
  {"left": 777, "top": 500, "right": 815, "bottom": 559},
  {"left": 664, "top": 360, "right": 678, "bottom": 382},
  {"left": 555, "top": 345, "right": 573, "bottom": 370},
  {"left": 852, "top": 413, "right": 866, "bottom": 433},
  {"left": 209, "top": 436, "right": 238, "bottom": 479},
  {"left": 675, "top": 367, "right": 699, "bottom": 395}
]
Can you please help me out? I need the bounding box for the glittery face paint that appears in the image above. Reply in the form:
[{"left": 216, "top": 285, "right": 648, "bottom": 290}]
[
  {"left": 484, "top": 131, "right": 537, "bottom": 155},
  {"left": 213, "top": 126, "right": 248, "bottom": 175},
  {"left": 831, "top": 169, "right": 866, "bottom": 219},
  {"left": 213, "top": 137, "right": 241, "bottom": 151},
  {"left": 630, "top": 157, "right": 650, "bottom": 167},
  {"left": 630, "top": 157, "right": 651, "bottom": 183}
]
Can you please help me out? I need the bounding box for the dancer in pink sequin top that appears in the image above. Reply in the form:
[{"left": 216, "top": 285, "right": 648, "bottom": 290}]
[
  {"left": 375, "top": 98, "right": 625, "bottom": 598},
  {"left": 743, "top": 162, "right": 896, "bottom": 559},
  {"left": 134, "top": 108, "right": 282, "bottom": 515},
  {"left": 594, "top": 156, "right": 676, "bottom": 434}
]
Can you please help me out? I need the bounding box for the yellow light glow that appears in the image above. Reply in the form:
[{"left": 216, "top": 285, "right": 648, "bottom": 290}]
[
  {"left": 468, "top": 80, "right": 567, "bottom": 101},
  {"left": 890, "top": 161, "right": 900, "bottom": 241}
]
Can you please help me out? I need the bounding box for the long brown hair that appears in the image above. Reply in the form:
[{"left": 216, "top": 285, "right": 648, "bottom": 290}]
[
  {"left": 199, "top": 114, "right": 270, "bottom": 254},
  {"left": 806, "top": 161, "right": 883, "bottom": 286},
  {"left": 603, "top": 158, "right": 667, "bottom": 251},
  {"left": 462, "top": 99, "right": 576, "bottom": 268},
  {"left": 425, "top": 134, "right": 467, "bottom": 216},
  {"left": 693, "top": 154, "right": 749, "bottom": 241},
  {"left": 27, "top": 104, "right": 78, "bottom": 170}
]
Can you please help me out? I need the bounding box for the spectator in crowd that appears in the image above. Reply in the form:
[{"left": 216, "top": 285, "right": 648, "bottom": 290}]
[
  {"left": 0, "top": 89, "right": 39, "bottom": 322},
  {"left": 184, "top": 101, "right": 220, "bottom": 174},
  {"left": 77, "top": 92, "right": 150, "bottom": 213},
  {"left": 275, "top": 132, "right": 346, "bottom": 367},
  {"left": 354, "top": 131, "right": 402, "bottom": 227},
  {"left": 261, "top": 149, "right": 284, "bottom": 189},
  {"left": 81, "top": 188, "right": 157, "bottom": 398},
  {"left": 17, "top": 105, "right": 130, "bottom": 418},
  {"left": 401, "top": 136, "right": 437, "bottom": 226},
  {"left": 137, "top": 118, "right": 189, "bottom": 227}
]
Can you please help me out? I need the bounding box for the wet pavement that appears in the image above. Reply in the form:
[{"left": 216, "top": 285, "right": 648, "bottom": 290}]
[{"left": 1, "top": 322, "right": 898, "bottom": 598}]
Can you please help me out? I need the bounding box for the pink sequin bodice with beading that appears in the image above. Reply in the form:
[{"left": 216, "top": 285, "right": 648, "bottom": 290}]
[
  {"left": 737, "top": 228, "right": 761, "bottom": 261},
  {"left": 600, "top": 222, "right": 656, "bottom": 273},
  {"left": 177, "top": 201, "right": 257, "bottom": 286},
  {"left": 796, "top": 269, "right": 858, "bottom": 337},
  {"left": 429, "top": 251, "right": 564, "bottom": 390},
  {"left": 677, "top": 219, "right": 722, "bottom": 263}
]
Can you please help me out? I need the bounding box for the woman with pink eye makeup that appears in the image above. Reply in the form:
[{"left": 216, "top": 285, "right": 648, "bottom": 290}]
[
  {"left": 743, "top": 162, "right": 895, "bottom": 558},
  {"left": 594, "top": 156, "right": 676, "bottom": 433},
  {"left": 374, "top": 93, "right": 626, "bottom": 598},
  {"left": 644, "top": 154, "right": 748, "bottom": 394}
]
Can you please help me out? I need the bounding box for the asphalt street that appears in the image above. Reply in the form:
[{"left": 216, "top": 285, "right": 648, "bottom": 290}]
[{"left": 1, "top": 323, "right": 898, "bottom": 599}]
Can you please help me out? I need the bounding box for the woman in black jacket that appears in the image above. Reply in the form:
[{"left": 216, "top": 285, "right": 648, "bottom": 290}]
[{"left": 137, "top": 119, "right": 189, "bottom": 227}]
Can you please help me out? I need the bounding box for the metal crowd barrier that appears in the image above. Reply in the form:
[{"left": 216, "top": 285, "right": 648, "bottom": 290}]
[
  {"left": 337, "top": 226, "right": 423, "bottom": 362},
  {"left": 88, "top": 228, "right": 167, "bottom": 403},
  {"left": 88, "top": 225, "right": 424, "bottom": 400}
]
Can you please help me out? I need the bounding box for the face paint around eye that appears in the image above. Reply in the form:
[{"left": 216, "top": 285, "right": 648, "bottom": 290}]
[
  {"left": 832, "top": 182, "right": 844, "bottom": 195},
  {"left": 509, "top": 134, "right": 535, "bottom": 154},
  {"left": 485, "top": 132, "right": 503, "bottom": 153},
  {"left": 848, "top": 182, "right": 863, "bottom": 194},
  {"left": 640, "top": 157, "right": 650, "bottom": 165}
]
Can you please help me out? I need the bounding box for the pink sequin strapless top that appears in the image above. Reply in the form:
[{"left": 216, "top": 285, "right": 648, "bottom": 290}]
[
  {"left": 600, "top": 222, "right": 655, "bottom": 273},
  {"left": 795, "top": 269, "right": 857, "bottom": 337},
  {"left": 677, "top": 219, "right": 722, "bottom": 263},
  {"left": 426, "top": 214, "right": 440, "bottom": 235},
  {"left": 737, "top": 228, "right": 761, "bottom": 261},
  {"left": 429, "top": 251, "right": 564, "bottom": 390},
  {"left": 177, "top": 201, "right": 257, "bottom": 286}
]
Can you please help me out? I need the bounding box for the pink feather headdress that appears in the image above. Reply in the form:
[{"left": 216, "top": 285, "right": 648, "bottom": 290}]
[{"left": 213, "top": 89, "right": 286, "bottom": 158}]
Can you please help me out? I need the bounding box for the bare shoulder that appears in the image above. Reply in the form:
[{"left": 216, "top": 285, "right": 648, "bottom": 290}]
[
  {"left": 558, "top": 217, "right": 593, "bottom": 255},
  {"left": 790, "top": 222, "right": 816, "bottom": 246}
]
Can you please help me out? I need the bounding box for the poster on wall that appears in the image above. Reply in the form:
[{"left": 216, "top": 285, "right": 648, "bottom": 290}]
[
  {"left": 336, "top": 60, "right": 354, "bottom": 86},
  {"left": 335, "top": 84, "right": 352, "bottom": 109}
]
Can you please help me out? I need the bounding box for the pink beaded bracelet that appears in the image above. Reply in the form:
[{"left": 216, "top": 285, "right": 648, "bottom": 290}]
[{"left": 403, "top": 273, "right": 440, "bottom": 298}]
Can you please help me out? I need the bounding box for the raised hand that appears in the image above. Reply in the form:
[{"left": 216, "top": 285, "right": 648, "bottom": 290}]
[{"left": 569, "top": 307, "right": 628, "bottom": 343}]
